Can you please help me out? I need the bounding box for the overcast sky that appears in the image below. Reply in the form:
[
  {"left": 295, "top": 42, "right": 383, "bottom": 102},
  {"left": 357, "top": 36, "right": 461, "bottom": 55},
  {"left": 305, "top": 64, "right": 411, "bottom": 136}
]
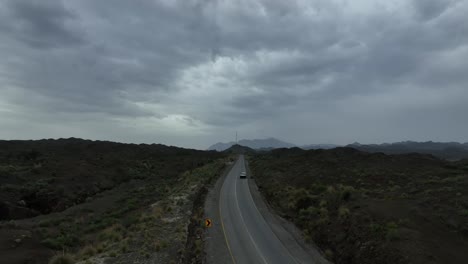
[{"left": 0, "top": 0, "right": 467, "bottom": 149}]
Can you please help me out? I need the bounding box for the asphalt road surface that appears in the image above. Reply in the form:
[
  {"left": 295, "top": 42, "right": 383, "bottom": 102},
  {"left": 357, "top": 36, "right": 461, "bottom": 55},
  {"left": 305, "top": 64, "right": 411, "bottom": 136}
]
[{"left": 219, "top": 155, "right": 308, "bottom": 264}]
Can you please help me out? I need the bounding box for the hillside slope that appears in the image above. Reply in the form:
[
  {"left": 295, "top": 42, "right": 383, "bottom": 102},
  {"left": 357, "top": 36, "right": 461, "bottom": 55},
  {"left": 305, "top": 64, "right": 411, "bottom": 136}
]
[
  {"left": 347, "top": 141, "right": 468, "bottom": 160},
  {"left": 0, "top": 138, "right": 226, "bottom": 264},
  {"left": 248, "top": 148, "right": 468, "bottom": 264}
]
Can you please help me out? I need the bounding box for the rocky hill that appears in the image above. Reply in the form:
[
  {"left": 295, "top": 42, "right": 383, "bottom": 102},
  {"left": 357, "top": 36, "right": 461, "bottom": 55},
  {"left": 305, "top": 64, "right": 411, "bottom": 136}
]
[
  {"left": 223, "top": 144, "right": 255, "bottom": 154},
  {"left": 0, "top": 138, "right": 227, "bottom": 264},
  {"left": 347, "top": 141, "right": 468, "bottom": 160},
  {"left": 248, "top": 147, "right": 468, "bottom": 264}
]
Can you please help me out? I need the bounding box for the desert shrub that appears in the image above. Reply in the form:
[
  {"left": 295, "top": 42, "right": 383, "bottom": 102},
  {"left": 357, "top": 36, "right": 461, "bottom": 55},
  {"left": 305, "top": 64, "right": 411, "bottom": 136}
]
[
  {"left": 48, "top": 254, "right": 74, "bottom": 264},
  {"left": 194, "top": 239, "right": 203, "bottom": 254},
  {"left": 400, "top": 193, "right": 409, "bottom": 199},
  {"left": 120, "top": 241, "right": 129, "bottom": 253},
  {"left": 98, "top": 227, "right": 122, "bottom": 242},
  {"left": 324, "top": 187, "right": 342, "bottom": 209},
  {"left": 20, "top": 150, "right": 41, "bottom": 161},
  {"left": 319, "top": 199, "right": 327, "bottom": 207},
  {"left": 96, "top": 243, "right": 104, "bottom": 253},
  {"left": 316, "top": 207, "right": 330, "bottom": 225},
  {"left": 85, "top": 216, "right": 117, "bottom": 233},
  {"left": 38, "top": 217, "right": 66, "bottom": 228},
  {"left": 294, "top": 192, "right": 316, "bottom": 211},
  {"left": 39, "top": 219, "right": 53, "bottom": 227},
  {"left": 338, "top": 206, "right": 350, "bottom": 219},
  {"left": 298, "top": 206, "right": 316, "bottom": 217},
  {"left": 384, "top": 222, "right": 400, "bottom": 240},
  {"left": 79, "top": 245, "right": 97, "bottom": 258},
  {"left": 152, "top": 205, "right": 164, "bottom": 219},
  {"left": 154, "top": 240, "right": 161, "bottom": 251},
  {"left": 311, "top": 183, "right": 327, "bottom": 194},
  {"left": 369, "top": 223, "right": 384, "bottom": 234},
  {"left": 340, "top": 186, "right": 355, "bottom": 201},
  {"left": 42, "top": 233, "right": 79, "bottom": 250},
  {"left": 160, "top": 240, "right": 168, "bottom": 248},
  {"left": 386, "top": 228, "right": 401, "bottom": 241},
  {"left": 303, "top": 232, "right": 313, "bottom": 243},
  {"left": 121, "top": 214, "right": 139, "bottom": 228},
  {"left": 460, "top": 209, "right": 468, "bottom": 217},
  {"left": 386, "top": 221, "right": 398, "bottom": 230}
]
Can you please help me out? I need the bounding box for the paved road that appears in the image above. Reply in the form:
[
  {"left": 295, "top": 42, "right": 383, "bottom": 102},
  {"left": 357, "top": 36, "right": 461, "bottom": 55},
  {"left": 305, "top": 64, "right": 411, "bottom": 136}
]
[{"left": 219, "top": 155, "right": 307, "bottom": 264}]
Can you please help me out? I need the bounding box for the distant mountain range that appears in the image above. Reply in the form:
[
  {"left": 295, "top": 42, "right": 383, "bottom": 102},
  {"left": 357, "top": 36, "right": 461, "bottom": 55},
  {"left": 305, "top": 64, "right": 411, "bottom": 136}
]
[
  {"left": 208, "top": 138, "right": 295, "bottom": 151},
  {"left": 208, "top": 138, "right": 339, "bottom": 151},
  {"left": 209, "top": 139, "right": 468, "bottom": 160},
  {"left": 347, "top": 141, "right": 468, "bottom": 160}
]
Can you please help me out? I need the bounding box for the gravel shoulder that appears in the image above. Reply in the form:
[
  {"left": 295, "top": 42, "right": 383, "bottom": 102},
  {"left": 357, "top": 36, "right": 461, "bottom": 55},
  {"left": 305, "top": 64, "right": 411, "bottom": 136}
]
[{"left": 204, "top": 160, "right": 235, "bottom": 264}]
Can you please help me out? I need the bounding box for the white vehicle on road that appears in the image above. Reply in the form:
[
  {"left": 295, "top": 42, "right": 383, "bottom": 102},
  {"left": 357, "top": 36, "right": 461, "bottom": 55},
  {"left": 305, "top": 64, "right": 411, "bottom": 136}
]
[{"left": 239, "top": 171, "right": 247, "bottom": 179}]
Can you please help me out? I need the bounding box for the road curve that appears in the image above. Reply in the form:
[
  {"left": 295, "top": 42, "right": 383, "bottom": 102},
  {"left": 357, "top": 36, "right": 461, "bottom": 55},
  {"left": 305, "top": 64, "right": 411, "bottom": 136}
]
[{"left": 219, "top": 155, "right": 309, "bottom": 264}]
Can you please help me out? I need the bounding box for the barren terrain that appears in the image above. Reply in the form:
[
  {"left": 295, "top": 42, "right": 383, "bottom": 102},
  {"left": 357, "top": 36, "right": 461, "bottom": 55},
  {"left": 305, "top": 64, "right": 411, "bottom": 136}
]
[
  {"left": 0, "top": 138, "right": 226, "bottom": 264},
  {"left": 249, "top": 147, "right": 468, "bottom": 264}
]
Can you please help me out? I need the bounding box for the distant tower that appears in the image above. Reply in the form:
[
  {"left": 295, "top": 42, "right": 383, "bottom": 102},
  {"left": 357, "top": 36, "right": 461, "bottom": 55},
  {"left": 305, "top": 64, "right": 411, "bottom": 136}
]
[{"left": 236, "top": 131, "right": 238, "bottom": 144}]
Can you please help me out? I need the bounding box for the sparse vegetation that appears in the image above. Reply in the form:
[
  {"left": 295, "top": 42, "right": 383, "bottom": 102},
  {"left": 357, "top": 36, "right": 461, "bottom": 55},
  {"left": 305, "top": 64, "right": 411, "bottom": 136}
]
[
  {"left": 79, "top": 245, "right": 97, "bottom": 258},
  {"left": 249, "top": 147, "right": 468, "bottom": 264},
  {"left": 0, "top": 138, "right": 227, "bottom": 264},
  {"left": 48, "top": 254, "right": 74, "bottom": 264}
]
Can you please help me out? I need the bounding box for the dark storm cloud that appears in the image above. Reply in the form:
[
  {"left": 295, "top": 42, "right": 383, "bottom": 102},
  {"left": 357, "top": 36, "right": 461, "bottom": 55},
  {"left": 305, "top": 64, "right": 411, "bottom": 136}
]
[
  {"left": 1, "top": 0, "right": 84, "bottom": 48},
  {"left": 0, "top": 0, "right": 218, "bottom": 117},
  {"left": 233, "top": 0, "right": 468, "bottom": 113},
  {"left": 412, "top": 0, "right": 455, "bottom": 21},
  {"left": 0, "top": 0, "right": 467, "bottom": 148}
]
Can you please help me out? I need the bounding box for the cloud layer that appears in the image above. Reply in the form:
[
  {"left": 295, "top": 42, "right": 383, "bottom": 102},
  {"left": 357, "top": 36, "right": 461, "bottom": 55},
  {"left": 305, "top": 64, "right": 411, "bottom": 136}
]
[{"left": 1, "top": 0, "right": 467, "bottom": 148}]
